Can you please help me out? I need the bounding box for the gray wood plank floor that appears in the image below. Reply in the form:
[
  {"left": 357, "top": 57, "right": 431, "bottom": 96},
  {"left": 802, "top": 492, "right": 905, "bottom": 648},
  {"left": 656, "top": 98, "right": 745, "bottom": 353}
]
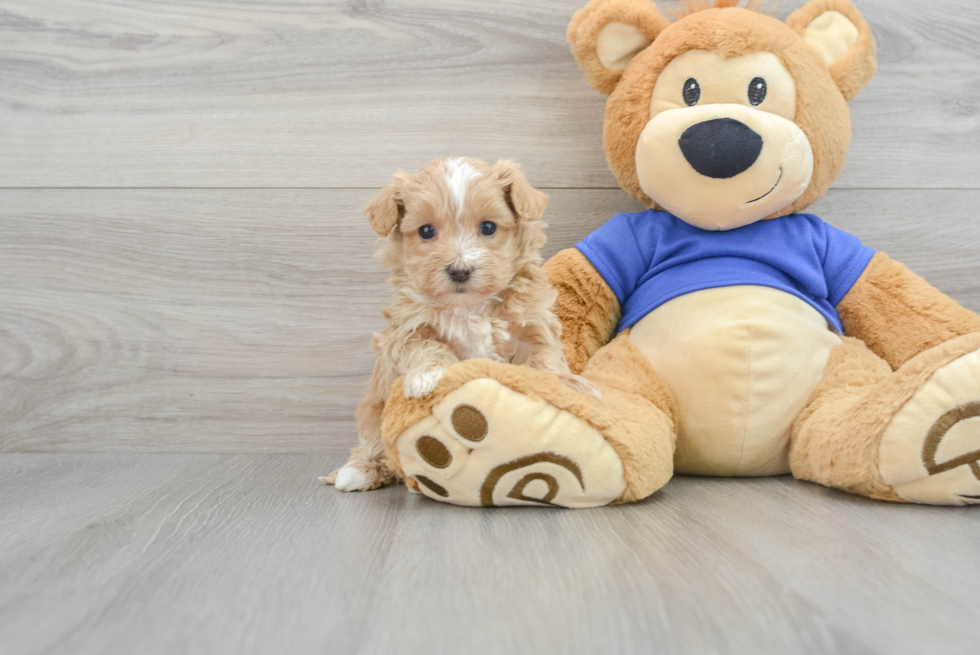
[
  {"left": 2, "top": 452, "right": 979, "bottom": 655},
  {"left": 2, "top": 1, "right": 979, "bottom": 653}
]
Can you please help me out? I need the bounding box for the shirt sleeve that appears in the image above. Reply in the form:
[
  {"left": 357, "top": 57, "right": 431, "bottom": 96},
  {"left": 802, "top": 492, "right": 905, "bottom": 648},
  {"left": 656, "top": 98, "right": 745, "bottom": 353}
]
[
  {"left": 819, "top": 220, "right": 876, "bottom": 306},
  {"left": 575, "top": 213, "right": 650, "bottom": 306}
]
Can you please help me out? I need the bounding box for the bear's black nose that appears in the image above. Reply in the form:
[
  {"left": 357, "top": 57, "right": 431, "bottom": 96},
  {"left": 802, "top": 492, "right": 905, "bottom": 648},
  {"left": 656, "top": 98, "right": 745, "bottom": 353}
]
[{"left": 679, "top": 118, "right": 763, "bottom": 179}]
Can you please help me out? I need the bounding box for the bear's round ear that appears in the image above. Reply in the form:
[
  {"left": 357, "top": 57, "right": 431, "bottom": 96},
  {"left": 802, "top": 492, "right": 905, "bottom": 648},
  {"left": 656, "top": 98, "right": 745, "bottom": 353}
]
[
  {"left": 568, "top": 0, "right": 671, "bottom": 95},
  {"left": 787, "top": 0, "right": 877, "bottom": 101}
]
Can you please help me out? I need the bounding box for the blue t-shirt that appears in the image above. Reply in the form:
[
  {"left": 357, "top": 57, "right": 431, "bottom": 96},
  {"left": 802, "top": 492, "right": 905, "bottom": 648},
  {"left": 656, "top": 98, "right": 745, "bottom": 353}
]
[{"left": 575, "top": 211, "right": 874, "bottom": 333}]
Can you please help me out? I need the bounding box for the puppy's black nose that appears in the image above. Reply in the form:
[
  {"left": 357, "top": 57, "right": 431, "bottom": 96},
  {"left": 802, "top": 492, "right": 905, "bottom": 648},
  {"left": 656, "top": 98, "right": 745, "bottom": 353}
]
[
  {"left": 679, "top": 118, "right": 763, "bottom": 179},
  {"left": 446, "top": 266, "right": 471, "bottom": 283}
]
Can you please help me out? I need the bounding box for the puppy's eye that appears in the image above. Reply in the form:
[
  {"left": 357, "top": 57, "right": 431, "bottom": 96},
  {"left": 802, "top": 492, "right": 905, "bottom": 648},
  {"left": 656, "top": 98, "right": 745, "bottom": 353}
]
[
  {"left": 748, "top": 77, "right": 767, "bottom": 105},
  {"left": 418, "top": 224, "right": 436, "bottom": 240},
  {"left": 480, "top": 221, "right": 497, "bottom": 236},
  {"left": 683, "top": 78, "right": 700, "bottom": 106}
]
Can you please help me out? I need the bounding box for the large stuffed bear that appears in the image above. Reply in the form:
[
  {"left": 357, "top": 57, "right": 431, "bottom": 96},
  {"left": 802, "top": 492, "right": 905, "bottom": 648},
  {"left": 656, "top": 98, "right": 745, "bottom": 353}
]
[{"left": 378, "top": 0, "right": 980, "bottom": 507}]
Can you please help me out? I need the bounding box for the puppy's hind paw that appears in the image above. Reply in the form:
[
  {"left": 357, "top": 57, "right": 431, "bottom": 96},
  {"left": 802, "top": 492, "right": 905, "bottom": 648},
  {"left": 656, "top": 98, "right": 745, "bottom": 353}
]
[
  {"left": 323, "top": 463, "right": 397, "bottom": 492},
  {"left": 334, "top": 465, "right": 372, "bottom": 491},
  {"left": 404, "top": 366, "right": 448, "bottom": 398}
]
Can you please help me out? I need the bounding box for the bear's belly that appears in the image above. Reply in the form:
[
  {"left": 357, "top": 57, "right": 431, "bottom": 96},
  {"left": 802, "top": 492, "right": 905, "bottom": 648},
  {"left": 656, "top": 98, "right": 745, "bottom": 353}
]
[{"left": 629, "top": 286, "right": 842, "bottom": 476}]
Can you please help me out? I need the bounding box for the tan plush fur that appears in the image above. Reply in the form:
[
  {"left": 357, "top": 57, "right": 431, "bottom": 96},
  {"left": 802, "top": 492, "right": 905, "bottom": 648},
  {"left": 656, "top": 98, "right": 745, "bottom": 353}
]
[
  {"left": 786, "top": 0, "right": 877, "bottom": 101},
  {"left": 568, "top": 0, "right": 671, "bottom": 94},
  {"left": 581, "top": 334, "right": 679, "bottom": 502},
  {"left": 675, "top": 0, "right": 765, "bottom": 17},
  {"left": 560, "top": 0, "right": 980, "bottom": 503},
  {"left": 792, "top": 333, "right": 980, "bottom": 500},
  {"left": 838, "top": 253, "right": 980, "bottom": 370},
  {"left": 380, "top": 333, "right": 678, "bottom": 503},
  {"left": 373, "top": 1, "right": 980, "bottom": 508},
  {"left": 580, "top": 5, "right": 859, "bottom": 215},
  {"left": 324, "top": 158, "right": 597, "bottom": 491},
  {"left": 543, "top": 248, "right": 622, "bottom": 374}
]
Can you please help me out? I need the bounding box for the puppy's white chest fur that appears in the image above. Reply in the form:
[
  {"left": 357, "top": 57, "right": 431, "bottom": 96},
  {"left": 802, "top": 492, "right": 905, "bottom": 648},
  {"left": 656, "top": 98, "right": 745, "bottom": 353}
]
[{"left": 434, "top": 307, "right": 509, "bottom": 362}]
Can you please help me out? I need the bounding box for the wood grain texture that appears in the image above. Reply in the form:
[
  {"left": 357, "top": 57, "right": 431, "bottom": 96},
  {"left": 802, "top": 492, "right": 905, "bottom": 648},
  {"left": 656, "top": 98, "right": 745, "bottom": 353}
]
[
  {"left": 1, "top": 452, "right": 978, "bottom": 655},
  {"left": 2, "top": 3, "right": 978, "bottom": 652},
  {"left": 1, "top": 0, "right": 978, "bottom": 189},
  {"left": 2, "top": 188, "right": 978, "bottom": 453}
]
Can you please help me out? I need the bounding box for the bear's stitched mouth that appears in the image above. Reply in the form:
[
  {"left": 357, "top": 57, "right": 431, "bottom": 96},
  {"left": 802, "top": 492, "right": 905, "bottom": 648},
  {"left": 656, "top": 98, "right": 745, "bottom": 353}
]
[{"left": 746, "top": 167, "right": 783, "bottom": 204}]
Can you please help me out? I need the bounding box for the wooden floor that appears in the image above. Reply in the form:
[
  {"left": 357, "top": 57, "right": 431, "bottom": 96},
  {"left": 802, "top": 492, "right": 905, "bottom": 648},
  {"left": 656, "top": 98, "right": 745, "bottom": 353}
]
[
  {"left": 2, "top": 1, "right": 979, "bottom": 653},
  {"left": 2, "top": 451, "right": 979, "bottom": 655}
]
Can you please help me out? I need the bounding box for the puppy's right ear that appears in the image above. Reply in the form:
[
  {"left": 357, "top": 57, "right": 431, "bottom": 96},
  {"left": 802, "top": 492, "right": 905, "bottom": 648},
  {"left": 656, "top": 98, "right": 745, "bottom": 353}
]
[
  {"left": 364, "top": 176, "right": 406, "bottom": 237},
  {"left": 568, "top": 0, "right": 670, "bottom": 95}
]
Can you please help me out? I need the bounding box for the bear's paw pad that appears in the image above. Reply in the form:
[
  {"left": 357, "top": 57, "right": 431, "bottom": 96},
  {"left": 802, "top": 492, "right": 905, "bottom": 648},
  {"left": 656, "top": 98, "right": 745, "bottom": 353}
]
[
  {"left": 393, "top": 378, "right": 626, "bottom": 508},
  {"left": 880, "top": 348, "right": 980, "bottom": 505}
]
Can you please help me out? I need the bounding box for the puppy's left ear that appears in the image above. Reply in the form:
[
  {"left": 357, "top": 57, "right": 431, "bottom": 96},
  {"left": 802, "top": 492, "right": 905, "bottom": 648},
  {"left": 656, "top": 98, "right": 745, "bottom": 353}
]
[
  {"left": 491, "top": 160, "right": 548, "bottom": 222},
  {"left": 787, "top": 0, "right": 877, "bottom": 101}
]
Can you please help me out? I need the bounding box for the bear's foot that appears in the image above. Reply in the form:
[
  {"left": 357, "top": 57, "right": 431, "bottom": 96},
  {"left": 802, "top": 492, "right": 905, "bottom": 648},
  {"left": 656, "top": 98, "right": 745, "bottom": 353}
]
[
  {"left": 880, "top": 341, "right": 980, "bottom": 505},
  {"left": 382, "top": 363, "right": 630, "bottom": 508}
]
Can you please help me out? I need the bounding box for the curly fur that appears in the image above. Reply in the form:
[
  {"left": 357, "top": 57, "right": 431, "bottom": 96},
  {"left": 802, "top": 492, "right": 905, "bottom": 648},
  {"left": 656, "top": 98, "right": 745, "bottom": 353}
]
[{"left": 324, "top": 158, "right": 598, "bottom": 490}]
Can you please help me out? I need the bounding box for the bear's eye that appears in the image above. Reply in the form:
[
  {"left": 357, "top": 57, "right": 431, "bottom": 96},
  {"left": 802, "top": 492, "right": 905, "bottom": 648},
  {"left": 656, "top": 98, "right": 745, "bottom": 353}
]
[
  {"left": 418, "top": 224, "right": 436, "bottom": 240},
  {"left": 748, "top": 77, "right": 767, "bottom": 106},
  {"left": 683, "top": 78, "right": 701, "bottom": 106},
  {"left": 479, "top": 221, "right": 497, "bottom": 236}
]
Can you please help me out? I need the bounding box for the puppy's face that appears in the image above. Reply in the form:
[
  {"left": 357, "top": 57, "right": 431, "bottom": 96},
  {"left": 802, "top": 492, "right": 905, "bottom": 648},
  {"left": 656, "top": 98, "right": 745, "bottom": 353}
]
[{"left": 366, "top": 158, "right": 548, "bottom": 305}]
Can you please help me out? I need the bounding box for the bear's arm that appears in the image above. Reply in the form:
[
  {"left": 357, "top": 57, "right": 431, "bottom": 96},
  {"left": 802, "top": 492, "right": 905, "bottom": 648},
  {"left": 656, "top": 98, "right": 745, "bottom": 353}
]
[
  {"left": 544, "top": 248, "right": 621, "bottom": 374},
  {"left": 837, "top": 252, "right": 980, "bottom": 369}
]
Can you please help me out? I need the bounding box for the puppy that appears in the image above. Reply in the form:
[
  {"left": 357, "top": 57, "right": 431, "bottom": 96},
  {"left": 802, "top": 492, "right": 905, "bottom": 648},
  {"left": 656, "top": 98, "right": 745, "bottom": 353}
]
[{"left": 321, "top": 157, "right": 601, "bottom": 492}]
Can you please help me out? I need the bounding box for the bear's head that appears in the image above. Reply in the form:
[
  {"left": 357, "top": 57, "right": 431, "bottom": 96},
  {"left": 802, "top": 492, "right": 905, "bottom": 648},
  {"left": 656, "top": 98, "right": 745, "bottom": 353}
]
[{"left": 568, "top": 0, "right": 876, "bottom": 230}]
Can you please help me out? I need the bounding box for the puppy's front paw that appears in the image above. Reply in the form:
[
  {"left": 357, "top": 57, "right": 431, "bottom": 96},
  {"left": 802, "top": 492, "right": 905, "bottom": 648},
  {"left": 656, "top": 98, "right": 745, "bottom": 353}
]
[
  {"left": 558, "top": 373, "right": 603, "bottom": 400},
  {"left": 404, "top": 366, "right": 448, "bottom": 398}
]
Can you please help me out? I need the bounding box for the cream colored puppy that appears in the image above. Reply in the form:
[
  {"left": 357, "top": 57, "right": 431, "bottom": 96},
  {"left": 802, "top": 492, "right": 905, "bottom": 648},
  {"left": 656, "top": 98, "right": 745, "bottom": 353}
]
[{"left": 322, "top": 157, "right": 600, "bottom": 492}]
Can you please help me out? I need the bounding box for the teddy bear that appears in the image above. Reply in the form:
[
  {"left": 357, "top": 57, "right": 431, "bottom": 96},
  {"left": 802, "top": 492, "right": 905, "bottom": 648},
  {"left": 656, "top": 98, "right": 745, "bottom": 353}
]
[{"left": 375, "top": 0, "right": 980, "bottom": 508}]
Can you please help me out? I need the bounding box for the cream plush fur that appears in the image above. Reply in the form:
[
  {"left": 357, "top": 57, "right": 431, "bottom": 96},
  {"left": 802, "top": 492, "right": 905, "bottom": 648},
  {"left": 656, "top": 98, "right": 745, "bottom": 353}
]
[
  {"left": 630, "top": 287, "right": 841, "bottom": 476},
  {"left": 368, "top": 0, "right": 980, "bottom": 508}
]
